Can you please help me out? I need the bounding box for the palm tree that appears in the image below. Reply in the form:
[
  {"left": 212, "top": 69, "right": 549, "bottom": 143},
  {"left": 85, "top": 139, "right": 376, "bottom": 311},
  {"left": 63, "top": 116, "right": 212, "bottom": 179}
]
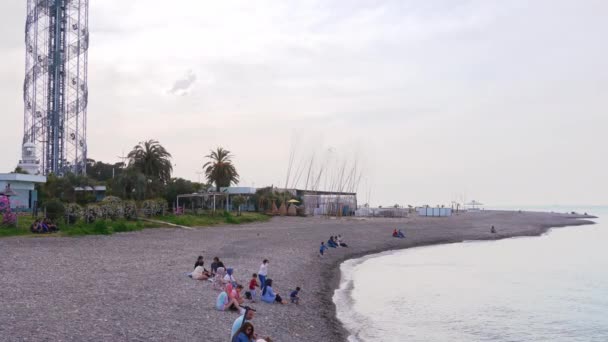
[
  {"left": 203, "top": 147, "right": 239, "bottom": 192},
  {"left": 127, "top": 140, "right": 173, "bottom": 184}
]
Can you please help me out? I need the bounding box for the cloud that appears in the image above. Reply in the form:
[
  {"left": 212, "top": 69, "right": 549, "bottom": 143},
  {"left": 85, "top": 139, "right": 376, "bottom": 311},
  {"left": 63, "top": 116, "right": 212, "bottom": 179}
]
[{"left": 168, "top": 71, "right": 197, "bottom": 96}]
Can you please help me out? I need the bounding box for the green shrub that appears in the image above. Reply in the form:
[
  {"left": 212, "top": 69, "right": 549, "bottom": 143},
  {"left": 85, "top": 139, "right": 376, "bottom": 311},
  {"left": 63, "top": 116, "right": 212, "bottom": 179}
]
[
  {"left": 100, "top": 197, "right": 123, "bottom": 220},
  {"left": 45, "top": 199, "right": 65, "bottom": 221},
  {"left": 142, "top": 198, "right": 168, "bottom": 217},
  {"left": 123, "top": 200, "right": 137, "bottom": 220},
  {"left": 224, "top": 211, "right": 238, "bottom": 224},
  {"left": 84, "top": 204, "right": 101, "bottom": 223},
  {"left": 91, "top": 221, "right": 111, "bottom": 235},
  {"left": 64, "top": 203, "right": 83, "bottom": 224},
  {"left": 112, "top": 221, "right": 129, "bottom": 233}
]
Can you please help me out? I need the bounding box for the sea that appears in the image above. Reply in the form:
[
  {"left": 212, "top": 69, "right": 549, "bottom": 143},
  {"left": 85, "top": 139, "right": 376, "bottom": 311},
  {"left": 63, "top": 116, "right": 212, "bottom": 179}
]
[{"left": 333, "top": 206, "right": 608, "bottom": 342}]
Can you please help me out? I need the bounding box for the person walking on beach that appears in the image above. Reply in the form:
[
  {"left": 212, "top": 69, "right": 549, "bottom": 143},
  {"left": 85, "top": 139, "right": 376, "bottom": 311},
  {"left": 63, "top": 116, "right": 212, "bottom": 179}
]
[
  {"left": 258, "top": 259, "right": 269, "bottom": 294},
  {"left": 319, "top": 242, "right": 328, "bottom": 256}
]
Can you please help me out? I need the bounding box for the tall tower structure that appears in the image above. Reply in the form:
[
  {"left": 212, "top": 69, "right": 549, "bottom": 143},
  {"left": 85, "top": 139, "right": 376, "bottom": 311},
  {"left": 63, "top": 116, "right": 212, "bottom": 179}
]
[{"left": 23, "top": 0, "right": 89, "bottom": 175}]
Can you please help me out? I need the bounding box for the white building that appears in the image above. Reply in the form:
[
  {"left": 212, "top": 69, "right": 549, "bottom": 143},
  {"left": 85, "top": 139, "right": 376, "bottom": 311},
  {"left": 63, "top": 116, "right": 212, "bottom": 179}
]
[{"left": 0, "top": 173, "right": 47, "bottom": 211}]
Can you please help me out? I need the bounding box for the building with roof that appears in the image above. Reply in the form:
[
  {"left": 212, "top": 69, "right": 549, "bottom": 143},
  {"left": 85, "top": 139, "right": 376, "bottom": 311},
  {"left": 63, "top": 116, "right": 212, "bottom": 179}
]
[{"left": 0, "top": 173, "right": 46, "bottom": 211}]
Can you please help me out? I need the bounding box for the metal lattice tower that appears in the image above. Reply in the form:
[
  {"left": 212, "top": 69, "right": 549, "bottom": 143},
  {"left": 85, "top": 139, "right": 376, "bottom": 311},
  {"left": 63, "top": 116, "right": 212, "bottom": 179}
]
[{"left": 23, "top": 0, "right": 89, "bottom": 175}]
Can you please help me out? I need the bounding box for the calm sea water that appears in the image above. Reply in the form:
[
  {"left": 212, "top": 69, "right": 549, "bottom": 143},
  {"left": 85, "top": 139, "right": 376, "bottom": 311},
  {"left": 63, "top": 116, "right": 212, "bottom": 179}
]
[{"left": 334, "top": 206, "right": 608, "bottom": 342}]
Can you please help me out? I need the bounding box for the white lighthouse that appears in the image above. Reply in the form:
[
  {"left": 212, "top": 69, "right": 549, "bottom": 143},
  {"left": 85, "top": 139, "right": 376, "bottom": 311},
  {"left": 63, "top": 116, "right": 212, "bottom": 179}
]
[{"left": 17, "top": 142, "right": 41, "bottom": 175}]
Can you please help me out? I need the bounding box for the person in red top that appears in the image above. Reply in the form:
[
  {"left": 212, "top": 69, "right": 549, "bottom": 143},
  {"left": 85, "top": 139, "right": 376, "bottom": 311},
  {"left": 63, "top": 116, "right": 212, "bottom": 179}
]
[{"left": 249, "top": 273, "right": 260, "bottom": 303}]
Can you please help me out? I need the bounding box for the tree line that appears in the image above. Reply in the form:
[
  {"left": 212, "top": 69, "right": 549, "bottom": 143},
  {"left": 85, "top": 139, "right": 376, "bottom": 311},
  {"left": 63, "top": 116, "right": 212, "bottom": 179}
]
[{"left": 37, "top": 140, "right": 240, "bottom": 206}]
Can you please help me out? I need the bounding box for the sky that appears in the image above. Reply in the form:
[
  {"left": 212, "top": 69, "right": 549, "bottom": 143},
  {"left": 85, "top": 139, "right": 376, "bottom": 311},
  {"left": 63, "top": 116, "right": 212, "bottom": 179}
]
[{"left": 1, "top": 0, "right": 607, "bottom": 206}]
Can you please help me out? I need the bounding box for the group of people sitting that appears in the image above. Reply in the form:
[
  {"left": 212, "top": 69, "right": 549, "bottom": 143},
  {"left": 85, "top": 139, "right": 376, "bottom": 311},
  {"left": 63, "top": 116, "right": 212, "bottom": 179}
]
[
  {"left": 319, "top": 234, "right": 348, "bottom": 256},
  {"left": 392, "top": 229, "right": 406, "bottom": 238},
  {"left": 30, "top": 218, "right": 58, "bottom": 234},
  {"left": 187, "top": 256, "right": 301, "bottom": 341}
]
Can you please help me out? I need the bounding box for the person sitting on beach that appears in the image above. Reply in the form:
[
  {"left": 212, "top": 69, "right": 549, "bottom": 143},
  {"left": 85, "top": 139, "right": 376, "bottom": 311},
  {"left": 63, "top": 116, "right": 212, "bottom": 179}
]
[
  {"left": 216, "top": 288, "right": 242, "bottom": 312},
  {"left": 45, "top": 219, "right": 58, "bottom": 232},
  {"left": 231, "top": 306, "right": 256, "bottom": 340},
  {"left": 333, "top": 236, "right": 341, "bottom": 247},
  {"left": 261, "top": 279, "right": 286, "bottom": 304},
  {"left": 211, "top": 257, "right": 225, "bottom": 276},
  {"left": 232, "top": 322, "right": 256, "bottom": 342},
  {"left": 248, "top": 273, "right": 260, "bottom": 302},
  {"left": 194, "top": 255, "right": 204, "bottom": 269},
  {"left": 192, "top": 264, "right": 210, "bottom": 280},
  {"left": 327, "top": 236, "right": 338, "bottom": 248},
  {"left": 48, "top": 220, "right": 59, "bottom": 233},
  {"left": 392, "top": 229, "right": 399, "bottom": 238},
  {"left": 224, "top": 268, "right": 237, "bottom": 286},
  {"left": 226, "top": 283, "right": 244, "bottom": 305},
  {"left": 337, "top": 235, "right": 348, "bottom": 247},
  {"left": 397, "top": 229, "right": 405, "bottom": 238},
  {"left": 214, "top": 267, "right": 227, "bottom": 290},
  {"left": 290, "top": 287, "right": 301, "bottom": 305},
  {"left": 192, "top": 256, "right": 211, "bottom": 280},
  {"left": 319, "top": 242, "right": 328, "bottom": 256},
  {"left": 30, "top": 219, "right": 42, "bottom": 233},
  {"left": 491, "top": 225, "right": 496, "bottom": 234},
  {"left": 233, "top": 284, "right": 245, "bottom": 305}
]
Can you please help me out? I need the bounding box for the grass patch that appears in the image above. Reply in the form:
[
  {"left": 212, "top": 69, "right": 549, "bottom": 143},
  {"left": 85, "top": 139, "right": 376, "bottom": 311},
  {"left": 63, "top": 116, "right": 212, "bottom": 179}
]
[
  {"left": 0, "top": 214, "right": 158, "bottom": 238},
  {"left": 156, "top": 212, "right": 270, "bottom": 227},
  {"left": 0, "top": 212, "right": 270, "bottom": 238}
]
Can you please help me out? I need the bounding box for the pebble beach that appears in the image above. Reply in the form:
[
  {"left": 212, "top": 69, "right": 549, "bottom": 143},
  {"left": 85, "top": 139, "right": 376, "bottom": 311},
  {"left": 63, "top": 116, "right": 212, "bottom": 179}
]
[{"left": 0, "top": 210, "right": 595, "bottom": 341}]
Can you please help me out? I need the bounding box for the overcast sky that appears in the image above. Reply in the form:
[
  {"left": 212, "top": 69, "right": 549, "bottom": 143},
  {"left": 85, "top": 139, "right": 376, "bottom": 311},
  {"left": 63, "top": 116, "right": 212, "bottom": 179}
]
[{"left": 1, "top": 1, "right": 606, "bottom": 206}]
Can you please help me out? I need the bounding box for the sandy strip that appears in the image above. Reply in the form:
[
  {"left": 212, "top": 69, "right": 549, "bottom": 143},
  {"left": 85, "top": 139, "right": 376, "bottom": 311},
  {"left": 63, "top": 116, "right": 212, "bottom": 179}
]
[{"left": 0, "top": 210, "right": 595, "bottom": 342}]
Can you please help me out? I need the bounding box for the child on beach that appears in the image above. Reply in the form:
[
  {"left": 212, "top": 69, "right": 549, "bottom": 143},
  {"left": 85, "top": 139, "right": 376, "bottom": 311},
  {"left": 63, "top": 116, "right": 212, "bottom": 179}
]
[
  {"left": 248, "top": 273, "right": 260, "bottom": 302},
  {"left": 234, "top": 284, "right": 245, "bottom": 305},
  {"left": 290, "top": 287, "right": 301, "bottom": 305},
  {"left": 319, "top": 242, "right": 328, "bottom": 256}
]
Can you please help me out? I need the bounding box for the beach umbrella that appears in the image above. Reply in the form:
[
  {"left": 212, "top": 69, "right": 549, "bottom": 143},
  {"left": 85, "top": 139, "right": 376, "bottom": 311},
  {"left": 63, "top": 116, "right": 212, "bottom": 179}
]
[{"left": 287, "top": 199, "right": 300, "bottom": 204}]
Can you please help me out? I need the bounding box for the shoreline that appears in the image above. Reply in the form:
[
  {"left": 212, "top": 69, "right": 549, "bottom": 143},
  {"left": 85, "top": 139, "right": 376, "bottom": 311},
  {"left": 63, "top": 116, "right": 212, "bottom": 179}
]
[
  {"left": 0, "top": 210, "right": 597, "bottom": 341},
  {"left": 320, "top": 212, "right": 597, "bottom": 341}
]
